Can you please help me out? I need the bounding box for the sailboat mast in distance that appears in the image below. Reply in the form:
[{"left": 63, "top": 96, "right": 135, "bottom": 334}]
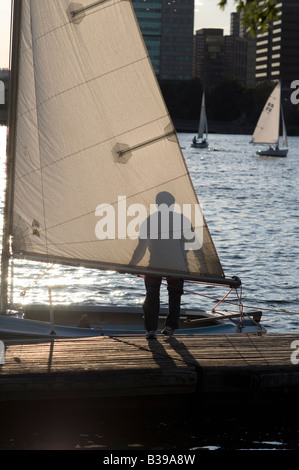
[{"left": 192, "top": 90, "right": 208, "bottom": 148}]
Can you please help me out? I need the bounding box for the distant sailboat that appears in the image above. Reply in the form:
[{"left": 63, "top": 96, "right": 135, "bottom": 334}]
[
  {"left": 0, "top": 0, "right": 265, "bottom": 338},
  {"left": 251, "top": 81, "right": 288, "bottom": 157},
  {"left": 191, "top": 91, "right": 208, "bottom": 148}
]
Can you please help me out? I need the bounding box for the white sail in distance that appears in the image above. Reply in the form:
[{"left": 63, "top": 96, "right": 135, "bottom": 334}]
[
  {"left": 197, "top": 91, "right": 208, "bottom": 140},
  {"left": 4, "top": 0, "right": 229, "bottom": 284},
  {"left": 251, "top": 82, "right": 281, "bottom": 144}
]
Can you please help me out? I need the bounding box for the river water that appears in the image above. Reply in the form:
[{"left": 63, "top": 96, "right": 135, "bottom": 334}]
[
  {"left": 0, "top": 127, "right": 298, "bottom": 451},
  {"left": 0, "top": 127, "right": 298, "bottom": 334}
]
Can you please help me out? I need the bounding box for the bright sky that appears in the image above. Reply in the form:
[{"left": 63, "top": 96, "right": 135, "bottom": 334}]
[
  {"left": 0, "top": 0, "right": 235, "bottom": 69},
  {"left": 194, "top": 0, "right": 235, "bottom": 33}
]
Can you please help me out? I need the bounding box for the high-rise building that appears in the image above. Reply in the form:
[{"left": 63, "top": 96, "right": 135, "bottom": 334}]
[
  {"left": 133, "top": 0, "right": 194, "bottom": 80},
  {"left": 133, "top": 0, "right": 162, "bottom": 76},
  {"left": 230, "top": 12, "right": 240, "bottom": 37},
  {"left": 193, "top": 23, "right": 252, "bottom": 88},
  {"left": 232, "top": 11, "right": 256, "bottom": 88},
  {"left": 224, "top": 35, "right": 248, "bottom": 85},
  {"left": 255, "top": 0, "right": 299, "bottom": 86},
  {"left": 193, "top": 29, "right": 225, "bottom": 87}
]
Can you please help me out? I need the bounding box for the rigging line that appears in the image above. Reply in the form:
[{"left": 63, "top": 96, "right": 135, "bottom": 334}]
[
  {"left": 185, "top": 284, "right": 299, "bottom": 315},
  {"left": 135, "top": 274, "right": 299, "bottom": 316},
  {"left": 19, "top": 264, "right": 55, "bottom": 297},
  {"left": 190, "top": 289, "right": 299, "bottom": 316},
  {"left": 136, "top": 274, "right": 236, "bottom": 308},
  {"left": 211, "top": 287, "right": 234, "bottom": 312}
]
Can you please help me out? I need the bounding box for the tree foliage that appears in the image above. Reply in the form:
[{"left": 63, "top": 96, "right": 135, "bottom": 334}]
[{"left": 218, "top": 0, "right": 279, "bottom": 36}]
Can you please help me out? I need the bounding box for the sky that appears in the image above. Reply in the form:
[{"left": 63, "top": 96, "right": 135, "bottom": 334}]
[{"left": 0, "top": 0, "right": 235, "bottom": 69}]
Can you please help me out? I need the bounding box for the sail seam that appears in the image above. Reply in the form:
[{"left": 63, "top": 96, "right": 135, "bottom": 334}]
[
  {"left": 14, "top": 222, "right": 202, "bottom": 246},
  {"left": 13, "top": 172, "right": 190, "bottom": 241},
  {"left": 20, "top": 0, "right": 122, "bottom": 56},
  {"left": 15, "top": 113, "right": 172, "bottom": 181},
  {"left": 17, "top": 55, "right": 152, "bottom": 120}
]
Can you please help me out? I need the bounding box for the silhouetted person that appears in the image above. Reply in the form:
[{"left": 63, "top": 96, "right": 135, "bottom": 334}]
[{"left": 130, "top": 191, "right": 203, "bottom": 339}]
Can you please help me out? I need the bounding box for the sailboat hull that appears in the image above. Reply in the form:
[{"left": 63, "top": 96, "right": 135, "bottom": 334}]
[
  {"left": 0, "top": 305, "right": 266, "bottom": 339},
  {"left": 191, "top": 140, "right": 208, "bottom": 149},
  {"left": 256, "top": 148, "right": 288, "bottom": 157}
]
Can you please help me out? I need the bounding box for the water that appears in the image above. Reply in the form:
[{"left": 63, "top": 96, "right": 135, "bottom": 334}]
[
  {"left": 1, "top": 127, "right": 298, "bottom": 334},
  {"left": 0, "top": 127, "right": 299, "bottom": 451}
]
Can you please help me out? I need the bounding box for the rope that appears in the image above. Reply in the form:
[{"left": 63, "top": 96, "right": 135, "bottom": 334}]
[
  {"left": 19, "top": 264, "right": 55, "bottom": 298},
  {"left": 135, "top": 274, "right": 299, "bottom": 316},
  {"left": 136, "top": 273, "right": 244, "bottom": 316},
  {"left": 184, "top": 279, "right": 299, "bottom": 316}
]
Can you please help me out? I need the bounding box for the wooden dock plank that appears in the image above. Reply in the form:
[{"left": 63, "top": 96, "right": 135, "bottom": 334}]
[{"left": 0, "top": 334, "right": 299, "bottom": 403}]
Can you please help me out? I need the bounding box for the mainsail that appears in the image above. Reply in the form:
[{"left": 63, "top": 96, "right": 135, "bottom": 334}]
[
  {"left": 2, "top": 0, "right": 239, "bottom": 311},
  {"left": 251, "top": 82, "right": 281, "bottom": 145}
]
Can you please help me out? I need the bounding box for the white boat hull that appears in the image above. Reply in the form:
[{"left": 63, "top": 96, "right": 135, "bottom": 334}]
[{"left": 0, "top": 305, "right": 266, "bottom": 339}]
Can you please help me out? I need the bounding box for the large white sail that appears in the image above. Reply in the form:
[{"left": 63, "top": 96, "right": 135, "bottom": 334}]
[
  {"left": 4, "top": 0, "right": 227, "bottom": 287},
  {"left": 251, "top": 82, "right": 281, "bottom": 144}
]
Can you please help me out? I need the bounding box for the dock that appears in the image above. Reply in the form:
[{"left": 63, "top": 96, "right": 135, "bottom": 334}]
[{"left": 1, "top": 333, "right": 299, "bottom": 405}]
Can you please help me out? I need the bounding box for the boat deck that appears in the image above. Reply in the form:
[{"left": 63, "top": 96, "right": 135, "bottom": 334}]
[{"left": 0, "top": 333, "right": 298, "bottom": 404}]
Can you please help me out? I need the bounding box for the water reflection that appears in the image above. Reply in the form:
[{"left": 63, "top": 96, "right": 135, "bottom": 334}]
[{"left": 0, "top": 396, "right": 298, "bottom": 451}]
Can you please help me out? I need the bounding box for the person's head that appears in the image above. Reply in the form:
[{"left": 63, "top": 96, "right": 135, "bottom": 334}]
[{"left": 155, "top": 191, "right": 175, "bottom": 207}]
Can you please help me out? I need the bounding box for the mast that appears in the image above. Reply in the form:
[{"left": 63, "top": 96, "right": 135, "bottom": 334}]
[
  {"left": 1, "top": 0, "right": 22, "bottom": 313},
  {"left": 281, "top": 104, "right": 288, "bottom": 148}
]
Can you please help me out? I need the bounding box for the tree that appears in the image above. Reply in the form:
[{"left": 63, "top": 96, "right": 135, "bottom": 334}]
[{"left": 218, "top": 0, "right": 279, "bottom": 36}]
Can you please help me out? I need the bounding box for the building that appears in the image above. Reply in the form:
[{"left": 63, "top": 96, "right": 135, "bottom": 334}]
[
  {"left": 230, "top": 11, "right": 240, "bottom": 37},
  {"left": 193, "top": 29, "right": 225, "bottom": 88},
  {"left": 255, "top": 0, "right": 299, "bottom": 86},
  {"left": 133, "top": 0, "right": 194, "bottom": 80},
  {"left": 193, "top": 23, "right": 252, "bottom": 88},
  {"left": 133, "top": 0, "right": 162, "bottom": 76},
  {"left": 233, "top": 11, "right": 256, "bottom": 88},
  {"left": 224, "top": 34, "right": 248, "bottom": 85}
]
